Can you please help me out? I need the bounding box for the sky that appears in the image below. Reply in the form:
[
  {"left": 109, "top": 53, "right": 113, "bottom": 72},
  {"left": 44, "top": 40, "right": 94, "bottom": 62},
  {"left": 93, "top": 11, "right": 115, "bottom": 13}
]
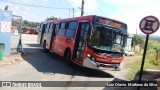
[{"left": 0, "top": 0, "right": 160, "bottom": 36}]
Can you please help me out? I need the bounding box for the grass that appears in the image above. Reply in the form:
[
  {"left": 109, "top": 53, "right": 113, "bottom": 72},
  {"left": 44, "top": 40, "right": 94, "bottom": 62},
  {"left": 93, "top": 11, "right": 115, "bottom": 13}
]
[
  {"left": 126, "top": 40, "right": 160, "bottom": 80},
  {"left": 126, "top": 59, "right": 141, "bottom": 80}
]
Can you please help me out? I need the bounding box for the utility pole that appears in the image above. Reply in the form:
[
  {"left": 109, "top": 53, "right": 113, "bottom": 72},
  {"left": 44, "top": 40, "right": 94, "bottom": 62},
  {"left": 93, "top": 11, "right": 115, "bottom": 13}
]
[
  {"left": 136, "top": 28, "right": 138, "bottom": 35},
  {"left": 12, "top": 15, "right": 24, "bottom": 54},
  {"left": 69, "top": 8, "right": 70, "bottom": 17},
  {"left": 81, "top": 0, "right": 84, "bottom": 16},
  {"left": 73, "top": 8, "right": 74, "bottom": 17}
]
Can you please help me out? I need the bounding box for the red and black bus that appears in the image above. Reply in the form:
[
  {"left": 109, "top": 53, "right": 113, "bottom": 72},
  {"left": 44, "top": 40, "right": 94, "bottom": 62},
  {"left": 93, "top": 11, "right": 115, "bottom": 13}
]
[{"left": 37, "top": 15, "right": 127, "bottom": 70}]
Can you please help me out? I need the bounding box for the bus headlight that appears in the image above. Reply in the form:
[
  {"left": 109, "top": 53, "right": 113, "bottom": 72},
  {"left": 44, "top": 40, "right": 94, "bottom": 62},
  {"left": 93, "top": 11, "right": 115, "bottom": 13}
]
[
  {"left": 87, "top": 54, "right": 91, "bottom": 57},
  {"left": 87, "top": 53, "right": 95, "bottom": 61}
]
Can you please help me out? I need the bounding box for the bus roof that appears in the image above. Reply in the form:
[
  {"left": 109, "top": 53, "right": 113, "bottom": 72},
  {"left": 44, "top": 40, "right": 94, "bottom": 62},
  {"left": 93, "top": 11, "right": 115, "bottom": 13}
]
[
  {"left": 40, "top": 15, "right": 127, "bottom": 25},
  {"left": 53, "top": 15, "right": 94, "bottom": 23}
]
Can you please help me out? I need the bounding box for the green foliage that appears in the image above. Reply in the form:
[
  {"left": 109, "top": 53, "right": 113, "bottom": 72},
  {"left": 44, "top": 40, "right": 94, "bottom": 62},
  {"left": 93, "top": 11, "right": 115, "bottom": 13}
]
[
  {"left": 12, "top": 19, "right": 39, "bottom": 28},
  {"left": 23, "top": 20, "right": 39, "bottom": 28},
  {"left": 132, "top": 35, "right": 144, "bottom": 46},
  {"left": 45, "top": 16, "right": 58, "bottom": 21},
  {"left": 149, "top": 40, "right": 160, "bottom": 50},
  {"left": 131, "top": 35, "right": 144, "bottom": 51},
  {"left": 150, "top": 60, "right": 160, "bottom": 66},
  {"left": 127, "top": 59, "right": 141, "bottom": 80},
  {"left": 12, "top": 19, "right": 20, "bottom": 28},
  {"left": 131, "top": 35, "right": 144, "bottom": 52},
  {"left": 127, "top": 39, "right": 160, "bottom": 80}
]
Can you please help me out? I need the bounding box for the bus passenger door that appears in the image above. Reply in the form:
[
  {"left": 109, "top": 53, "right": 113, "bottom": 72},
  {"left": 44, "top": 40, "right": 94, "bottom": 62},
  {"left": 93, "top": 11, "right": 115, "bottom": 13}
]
[
  {"left": 51, "top": 24, "right": 59, "bottom": 51},
  {"left": 50, "top": 24, "right": 56, "bottom": 50},
  {"left": 39, "top": 24, "right": 46, "bottom": 44},
  {"left": 73, "top": 22, "right": 90, "bottom": 63}
]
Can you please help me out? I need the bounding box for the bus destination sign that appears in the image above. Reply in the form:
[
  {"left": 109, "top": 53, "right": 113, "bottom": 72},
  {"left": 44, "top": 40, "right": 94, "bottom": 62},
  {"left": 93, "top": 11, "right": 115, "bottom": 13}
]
[{"left": 97, "top": 18, "right": 122, "bottom": 28}]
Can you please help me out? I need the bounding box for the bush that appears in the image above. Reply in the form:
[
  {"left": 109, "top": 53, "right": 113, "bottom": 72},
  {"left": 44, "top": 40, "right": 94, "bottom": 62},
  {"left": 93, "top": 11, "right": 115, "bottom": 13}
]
[
  {"left": 150, "top": 60, "right": 160, "bottom": 66},
  {"left": 127, "top": 39, "right": 160, "bottom": 80}
]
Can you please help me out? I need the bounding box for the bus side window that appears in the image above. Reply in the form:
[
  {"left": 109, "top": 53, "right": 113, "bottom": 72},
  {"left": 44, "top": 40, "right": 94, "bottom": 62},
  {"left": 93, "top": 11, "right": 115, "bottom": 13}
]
[
  {"left": 49, "top": 23, "right": 52, "bottom": 33},
  {"left": 49, "top": 23, "right": 53, "bottom": 34},
  {"left": 43, "top": 24, "right": 47, "bottom": 33},
  {"left": 55, "top": 24, "right": 59, "bottom": 35},
  {"left": 58, "top": 22, "right": 66, "bottom": 36},
  {"left": 85, "top": 23, "right": 90, "bottom": 32},
  {"left": 39, "top": 24, "right": 43, "bottom": 32},
  {"left": 81, "top": 23, "right": 90, "bottom": 42},
  {"left": 65, "top": 21, "right": 77, "bottom": 37},
  {"left": 46, "top": 23, "right": 50, "bottom": 33}
]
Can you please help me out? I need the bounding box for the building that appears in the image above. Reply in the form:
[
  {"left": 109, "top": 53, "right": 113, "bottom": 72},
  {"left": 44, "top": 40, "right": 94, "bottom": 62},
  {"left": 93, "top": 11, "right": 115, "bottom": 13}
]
[
  {"left": 125, "top": 34, "right": 134, "bottom": 50},
  {"left": 11, "top": 26, "right": 17, "bottom": 33},
  {"left": 0, "top": 10, "right": 12, "bottom": 55}
]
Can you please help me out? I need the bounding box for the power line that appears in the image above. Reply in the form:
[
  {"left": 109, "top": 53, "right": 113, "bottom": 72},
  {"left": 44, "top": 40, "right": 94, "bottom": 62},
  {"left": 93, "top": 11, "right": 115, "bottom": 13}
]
[
  {"left": 0, "top": 0, "right": 70, "bottom": 9},
  {"left": 97, "top": 5, "right": 105, "bottom": 15},
  {"left": 0, "top": 0, "right": 75, "bottom": 18}
]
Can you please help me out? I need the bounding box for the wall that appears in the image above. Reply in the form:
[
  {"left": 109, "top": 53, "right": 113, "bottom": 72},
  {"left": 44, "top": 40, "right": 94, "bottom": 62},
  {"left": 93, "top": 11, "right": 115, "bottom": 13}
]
[
  {"left": 125, "top": 37, "right": 132, "bottom": 50},
  {"left": 0, "top": 10, "right": 12, "bottom": 55}
]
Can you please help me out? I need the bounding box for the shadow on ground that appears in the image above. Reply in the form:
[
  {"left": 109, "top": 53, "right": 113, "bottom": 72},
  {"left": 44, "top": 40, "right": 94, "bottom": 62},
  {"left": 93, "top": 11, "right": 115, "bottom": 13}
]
[
  {"left": 25, "top": 43, "right": 41, "bottom": 47},
  {"left": 21, "top": 43, "right": 114, "bottom": 78},
  {"left": 134, "top": 70, "right": 160, "bottom": 81}
]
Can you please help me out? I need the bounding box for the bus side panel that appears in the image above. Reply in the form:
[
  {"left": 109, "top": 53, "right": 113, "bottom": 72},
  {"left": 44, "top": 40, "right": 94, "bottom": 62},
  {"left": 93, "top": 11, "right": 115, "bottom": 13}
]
[
  {"left": 46, "top": 33, "right": 52, "bottom": 50},
  {"left": 50, "top": 36, "right": 56, "bottom": 51},
  {"left": 53, "top": 36, "right": 66, "bottom": 57},
  {"left": 52, "top": 36, "right": 74, "bottom": 58},
  {"left": 67, "top": 38, "right": 75, "bottom": 59}
]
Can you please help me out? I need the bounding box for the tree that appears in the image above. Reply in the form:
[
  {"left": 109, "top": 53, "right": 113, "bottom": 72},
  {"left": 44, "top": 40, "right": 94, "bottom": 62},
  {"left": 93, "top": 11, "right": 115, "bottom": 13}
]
[
  {"left": 131, "top": 35, "right": 144, "bottom": 52},
  {"left": 12, "top": 19, "right": 39, "bottom": 29},
  {"left": 45, "top": 16, "right": 58, "bottom": 21}
]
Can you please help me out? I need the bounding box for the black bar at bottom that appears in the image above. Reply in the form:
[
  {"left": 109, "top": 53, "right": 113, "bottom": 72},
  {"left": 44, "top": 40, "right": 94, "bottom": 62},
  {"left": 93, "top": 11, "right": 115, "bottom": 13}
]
[{"left": 0, "top": 81, "right": 158, "bottom": 87}]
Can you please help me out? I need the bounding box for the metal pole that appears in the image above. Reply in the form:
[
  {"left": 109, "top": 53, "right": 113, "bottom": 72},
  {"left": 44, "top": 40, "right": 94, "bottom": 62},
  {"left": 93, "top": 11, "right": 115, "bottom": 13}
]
[
  {"left": 138, "top": 34, "right": 149, "bottom": 90},
  {"left": 73, "top": 8, "right": 74, "bottom": 17},
  {"left": 20, "top": 17, "right": 22, "bottom": 41},
  {"left": 136, "top": 28, "right": 138, "bottom": 35},
  {"left": 69, "top": 8, "right": 70, "bottom": 17},
  {"left": 17, "top": 16, "right": 24, "bottom": 54},
  {"left": 81, "top": 0, "right": 84, "bottom": 16}
]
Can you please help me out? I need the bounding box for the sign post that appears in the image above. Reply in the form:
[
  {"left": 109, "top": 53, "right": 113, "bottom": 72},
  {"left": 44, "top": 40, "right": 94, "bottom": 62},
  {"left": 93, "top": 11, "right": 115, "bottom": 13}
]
[
  {"left": 12, "top": 15, "right": 24, "bottom": 54},
  {"left": 138, "top": 16, "right": 159, "bottom": 90}
]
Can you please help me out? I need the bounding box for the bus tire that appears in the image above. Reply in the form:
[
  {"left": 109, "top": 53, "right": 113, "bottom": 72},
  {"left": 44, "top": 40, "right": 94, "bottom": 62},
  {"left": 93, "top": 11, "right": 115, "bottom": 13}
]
[
  {"left": 64, "top": 50, "right": 72, "bottom": 65},
  {"left": 43, "top": 41, "right": 48, "bottom": 52}
]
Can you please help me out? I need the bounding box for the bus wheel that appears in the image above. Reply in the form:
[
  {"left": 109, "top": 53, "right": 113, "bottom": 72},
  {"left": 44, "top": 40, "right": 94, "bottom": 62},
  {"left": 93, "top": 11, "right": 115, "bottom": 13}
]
[
  {"left": 65, "top": 50, "right": 72, "bottom": 65},
  {"left": 43, "top": 41, "right": 48, "bottom": 52}
]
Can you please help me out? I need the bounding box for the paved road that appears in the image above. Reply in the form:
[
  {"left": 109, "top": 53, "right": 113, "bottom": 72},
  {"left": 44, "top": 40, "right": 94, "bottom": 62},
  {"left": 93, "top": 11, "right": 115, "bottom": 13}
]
[{"left": 0, "top": 35, "right": 156, "bottom": 90}]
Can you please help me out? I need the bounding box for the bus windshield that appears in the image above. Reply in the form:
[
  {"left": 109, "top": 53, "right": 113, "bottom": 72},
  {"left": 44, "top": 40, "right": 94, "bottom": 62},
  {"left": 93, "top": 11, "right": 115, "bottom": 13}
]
[{"left": 88, "top": 25, "right": 126, "bottom": 52}]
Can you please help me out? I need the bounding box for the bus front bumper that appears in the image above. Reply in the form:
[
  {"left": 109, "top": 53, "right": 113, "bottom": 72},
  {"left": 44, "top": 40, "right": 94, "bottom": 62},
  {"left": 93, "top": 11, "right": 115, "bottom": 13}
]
[{"left": 83, "top": 58, "right": 121, "bottom": 70}]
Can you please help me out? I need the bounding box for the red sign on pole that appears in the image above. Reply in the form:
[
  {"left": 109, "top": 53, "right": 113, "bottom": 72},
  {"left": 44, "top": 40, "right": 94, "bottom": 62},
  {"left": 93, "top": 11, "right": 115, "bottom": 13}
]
[
  {"left": 138, "top": 16, "right": 159, "bottom": 90},
  {"left": 139, "top": 16, "right": 159, "bottom": 34}
]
